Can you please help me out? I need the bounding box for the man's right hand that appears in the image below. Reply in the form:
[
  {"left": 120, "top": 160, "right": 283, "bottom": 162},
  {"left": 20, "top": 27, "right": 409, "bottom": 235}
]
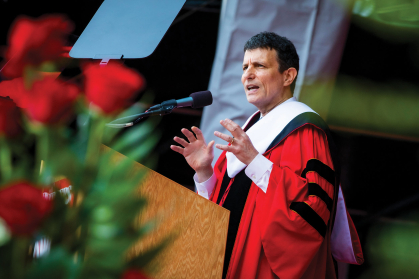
[{"left": 170, "top": 126, "right": 214, "bottom": 183}]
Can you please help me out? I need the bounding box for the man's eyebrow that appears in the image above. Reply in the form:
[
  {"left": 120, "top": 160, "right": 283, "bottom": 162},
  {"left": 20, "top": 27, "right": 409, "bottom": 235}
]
[
  {"left": 251, "top": 60, "right": 264, "bottom": 64},
  {"left": 243, "top": 60, "right": 263, "bottom": 64}
]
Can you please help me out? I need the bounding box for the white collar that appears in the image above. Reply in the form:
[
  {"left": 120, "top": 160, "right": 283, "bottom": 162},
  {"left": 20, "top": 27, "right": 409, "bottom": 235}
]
[{"left": 226, "top": 97, "right": 316, "bottom": 178}]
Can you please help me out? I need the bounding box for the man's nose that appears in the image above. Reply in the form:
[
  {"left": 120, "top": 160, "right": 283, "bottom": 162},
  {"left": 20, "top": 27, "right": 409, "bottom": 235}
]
[{"left": 243, "top": 67, "right": 255, "bottom": 79}]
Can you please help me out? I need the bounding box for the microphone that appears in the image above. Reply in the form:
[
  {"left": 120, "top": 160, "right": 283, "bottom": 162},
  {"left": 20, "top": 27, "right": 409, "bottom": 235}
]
[
  {"left": 106, "top": 91, "right": 213, "bottom": 128},
  {"left": 148, "top": 91, "right": 212, "bottom": 111}
]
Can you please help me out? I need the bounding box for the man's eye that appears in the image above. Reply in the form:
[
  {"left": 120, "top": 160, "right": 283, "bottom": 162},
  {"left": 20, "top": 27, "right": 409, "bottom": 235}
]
[{"left": 243, "top": 66, "right": 248, "bottom": 70}]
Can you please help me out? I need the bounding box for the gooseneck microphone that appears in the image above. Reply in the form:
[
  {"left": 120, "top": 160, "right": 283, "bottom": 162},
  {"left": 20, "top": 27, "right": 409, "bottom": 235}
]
[
  {"left": 148, "top": 91, "right": 213, "bottom": 110},
  {"left": 106, "top": 91, "right": 213, "bottom": 128}
]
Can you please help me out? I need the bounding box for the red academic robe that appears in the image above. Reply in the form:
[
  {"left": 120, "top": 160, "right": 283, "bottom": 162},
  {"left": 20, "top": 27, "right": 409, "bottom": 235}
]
[{"left": 210, "top": 123, "right": 338, "bottom": 279}]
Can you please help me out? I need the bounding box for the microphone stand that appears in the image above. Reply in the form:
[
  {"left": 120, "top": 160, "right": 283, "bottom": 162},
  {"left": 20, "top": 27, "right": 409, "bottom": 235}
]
[{"left": 106, "top": 102, "right": 177, "bottom": 128}]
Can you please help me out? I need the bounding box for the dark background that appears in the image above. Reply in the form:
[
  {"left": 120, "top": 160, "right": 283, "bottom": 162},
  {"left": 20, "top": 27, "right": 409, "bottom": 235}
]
[{"left": 1, "top": 1, "right": 419, "bottom": 278}]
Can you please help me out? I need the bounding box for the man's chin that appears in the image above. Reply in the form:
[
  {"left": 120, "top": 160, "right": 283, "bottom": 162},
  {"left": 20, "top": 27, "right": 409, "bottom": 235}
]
[{"left": 246, "top": 98, "right": 261, "bottom": 109}]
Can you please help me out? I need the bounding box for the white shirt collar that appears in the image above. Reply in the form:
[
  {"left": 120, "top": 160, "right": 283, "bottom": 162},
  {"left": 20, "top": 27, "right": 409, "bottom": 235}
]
[{"left": 226, "top": 97, "right": 316, "bottom": 178}]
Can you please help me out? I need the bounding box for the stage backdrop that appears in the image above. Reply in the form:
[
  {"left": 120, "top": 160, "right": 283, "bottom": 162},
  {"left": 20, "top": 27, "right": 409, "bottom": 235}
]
[{"left": 202, "top": 0, "right": 351, "bottom": 162}]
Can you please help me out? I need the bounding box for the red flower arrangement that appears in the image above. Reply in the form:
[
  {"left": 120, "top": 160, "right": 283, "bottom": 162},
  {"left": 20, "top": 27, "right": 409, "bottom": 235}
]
[
  {"left": 0, "top": 13, "right": 161, "bottom": 279},
  {"left": 0, "top": 77, "right": 27, "bottom": 107},
  {"left": 21, "top": 77, "right": 79, "bottom": 125},
  {"left": 0, "top": 97, "right": 22, "bottom": 137},
  {"left": 2, "top": 15, "right": 73, "bottom": 79},
  {"left": 0, "top": 181, "right": 52, "bottom": 236},
  {"left": 84, "top": 63, "right": 145, "bottom": 115}
]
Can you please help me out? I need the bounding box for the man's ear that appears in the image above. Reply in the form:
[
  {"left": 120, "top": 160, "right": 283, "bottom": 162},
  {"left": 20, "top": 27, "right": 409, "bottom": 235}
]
[{"left": 284, "top": 68, "right": 297, "bottom": 87}]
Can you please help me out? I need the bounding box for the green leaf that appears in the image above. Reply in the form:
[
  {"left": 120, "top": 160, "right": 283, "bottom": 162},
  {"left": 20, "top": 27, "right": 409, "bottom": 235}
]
[
  {"left": 102, "top": 104, "right": 144, "bottom": 145},
  {"left": 26, "top": 247, "right": 81, "bottom": 279},
  {"left": 39, "top": 61, "right": 58, "bottom": 72},
  {"left": 123, "top": 132, "right": 161, "bottom": 163},
  {"left": 111, "top": 120, "right": 158, "bottom": 152}
]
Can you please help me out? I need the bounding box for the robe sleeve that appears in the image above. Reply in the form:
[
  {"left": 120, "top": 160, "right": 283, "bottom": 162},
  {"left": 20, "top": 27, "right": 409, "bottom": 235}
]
[{"left": 257, "top": 124, "right": 335, "bottom": 278}]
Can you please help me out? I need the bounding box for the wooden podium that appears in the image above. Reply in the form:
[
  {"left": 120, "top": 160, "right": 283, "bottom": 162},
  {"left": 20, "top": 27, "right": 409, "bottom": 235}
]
[{"left": 102, "top": 145, "right": 230, "bottom": 279}]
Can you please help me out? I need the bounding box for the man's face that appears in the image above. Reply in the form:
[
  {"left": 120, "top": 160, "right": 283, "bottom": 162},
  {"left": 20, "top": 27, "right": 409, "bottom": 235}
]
[{"left": 241, "top": 48, "right": 288, "bottom": 114}]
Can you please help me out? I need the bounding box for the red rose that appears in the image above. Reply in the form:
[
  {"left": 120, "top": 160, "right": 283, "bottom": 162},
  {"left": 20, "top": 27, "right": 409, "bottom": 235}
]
[
  {"left": 84, "top": 63, "right": 145, "bottom": 115},
  {"left": 21, "top": 77, "right": 79, "bottom": 125},
  {"left": 61, "top": 46, "right": 72, "bottom": 58},
  {"left": 121, "top": 269, "right": 151, "bottom": 279},
  {"left": 0, "top": 181, "right": 52, "bottom": 236},
  {"left": 0, "top": 96, "right": 22, "bottom": 137},
  {"left": 2, "top": 15, "right": 73, "bottom": 78},
  {"left": 0, "top": 77, "right": 28, "bottom": 108}
]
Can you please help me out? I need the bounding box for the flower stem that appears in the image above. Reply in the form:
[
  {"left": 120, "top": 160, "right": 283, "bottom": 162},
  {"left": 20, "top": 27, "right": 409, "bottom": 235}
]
[
  {"left": 86, "top": 117, "right": 103, "bottom": 163},
  {"left": 0, "top": 137, "right": 12, "bottom": 182},
  {"left": 11, "top": 237, "right": 29, "bottom": 279},
  {"left": 35, "top": 127, "right": 50, "bottom": 183}
]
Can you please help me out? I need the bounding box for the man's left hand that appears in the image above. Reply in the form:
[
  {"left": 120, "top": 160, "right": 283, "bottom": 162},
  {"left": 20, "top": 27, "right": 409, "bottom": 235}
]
[{"left": 214, "top": 119, "right": 259, "bottom": 165}]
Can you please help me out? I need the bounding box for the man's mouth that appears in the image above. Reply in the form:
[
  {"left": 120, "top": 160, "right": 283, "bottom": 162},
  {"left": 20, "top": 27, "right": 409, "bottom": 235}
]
[{"left": 247, "top": 85, "right": 259, "bottom": 93}]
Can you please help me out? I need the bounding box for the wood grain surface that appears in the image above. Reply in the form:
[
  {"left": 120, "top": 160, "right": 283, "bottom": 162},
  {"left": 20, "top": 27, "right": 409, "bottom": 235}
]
[{"left": 101, "top": 145, "right": 230, "bottom": 279}]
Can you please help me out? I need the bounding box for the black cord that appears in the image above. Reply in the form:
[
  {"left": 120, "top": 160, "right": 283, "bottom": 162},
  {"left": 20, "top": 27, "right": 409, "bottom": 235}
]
[{"left": 106, "top": 106, "right": 176, "bottom": 128}]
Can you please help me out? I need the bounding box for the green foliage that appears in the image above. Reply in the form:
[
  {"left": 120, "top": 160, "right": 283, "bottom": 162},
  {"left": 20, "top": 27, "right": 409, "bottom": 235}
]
[
  {"left": 26, "top": 248, "right": 81, "bottom": 279},
  {"left": 0, "top": 96, "right": 165, "bottom": 279},
  {"left": 327, "top": 76, "right": 419, "bottom": 138},
  {"left": 358, "top": 212, "right": 419, "bottom": 279},
  {"left": 353, "top": 0, "right": 419, "bottom": 28},
  {"left": 351, "top": 0, "right": 419, "bottom": 44}
]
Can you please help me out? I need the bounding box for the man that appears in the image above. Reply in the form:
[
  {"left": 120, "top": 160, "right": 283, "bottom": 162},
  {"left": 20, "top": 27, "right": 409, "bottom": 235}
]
[{"left": 171, "top": 32, "right": 360, "bottom": 279}]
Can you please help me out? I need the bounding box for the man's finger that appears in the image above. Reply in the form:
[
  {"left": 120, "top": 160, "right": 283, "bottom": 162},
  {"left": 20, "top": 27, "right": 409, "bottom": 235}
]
[
  {"left": 170, "top": 145, "right": 184, "bottom": 155},
  {"left": 215, "top": 143, "right": 231, "bottom": 151},
  {"left": 181, "top": 128, "right": 197, "bottom": 143},
  {"left": 220, "top": 119, "right": 243, "bottom": 138},
  {"left": 208, "top": 140, "right": 215, "bottom": 150},
  {"left": 214, "top": 131, "right": 233, "bottom": 143},
  {"left": 191, "top": 126, "right": 205, "bottom": 141},
  {"left": 173, "top": 136, "right": 189, "bottom": 148}
]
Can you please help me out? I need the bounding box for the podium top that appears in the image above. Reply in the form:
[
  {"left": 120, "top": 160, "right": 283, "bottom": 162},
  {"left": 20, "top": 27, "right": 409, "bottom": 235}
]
[{"left": 70, "top": 0, "right": 187, "bottom": 59}]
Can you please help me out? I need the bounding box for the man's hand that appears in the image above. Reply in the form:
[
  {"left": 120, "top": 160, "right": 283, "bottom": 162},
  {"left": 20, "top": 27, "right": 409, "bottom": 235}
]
[
  {"left": 170, "top": 126, "right": 214, "bottom": 182},
  {"left": 214, "top": 119, "right": 259, "bottom": 165}
]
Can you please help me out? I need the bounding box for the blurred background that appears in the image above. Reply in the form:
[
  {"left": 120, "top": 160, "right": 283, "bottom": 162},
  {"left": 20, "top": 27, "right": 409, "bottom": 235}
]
[{"left": 1, "top": 0, "right": 419, "bottom": 278}]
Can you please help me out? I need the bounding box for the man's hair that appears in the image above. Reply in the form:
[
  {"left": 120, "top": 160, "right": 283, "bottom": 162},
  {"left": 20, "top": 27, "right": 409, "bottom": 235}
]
[{"left": 244, "top": 32, "right": 299, "bottom": 93}]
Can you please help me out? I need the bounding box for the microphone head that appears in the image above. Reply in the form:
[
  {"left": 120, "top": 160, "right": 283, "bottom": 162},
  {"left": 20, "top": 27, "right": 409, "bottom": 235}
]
[{"left": 190, "top": 91, "right": 212, "bottom": 108}]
